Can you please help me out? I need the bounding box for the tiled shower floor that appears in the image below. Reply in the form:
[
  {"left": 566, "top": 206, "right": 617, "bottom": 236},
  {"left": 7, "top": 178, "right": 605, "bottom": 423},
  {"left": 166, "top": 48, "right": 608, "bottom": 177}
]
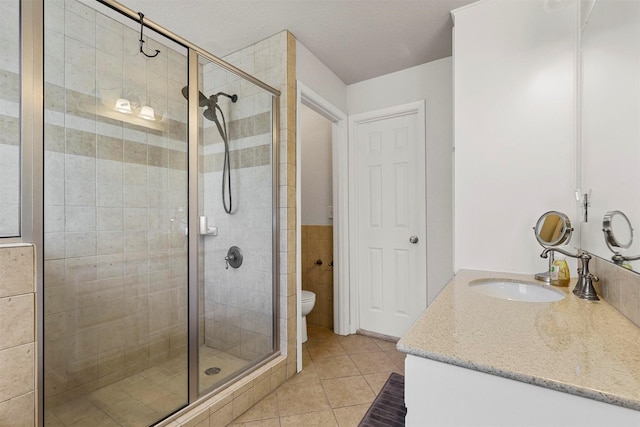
[{"left": 45, "top": 347, "right": 249, "bottom": 427}]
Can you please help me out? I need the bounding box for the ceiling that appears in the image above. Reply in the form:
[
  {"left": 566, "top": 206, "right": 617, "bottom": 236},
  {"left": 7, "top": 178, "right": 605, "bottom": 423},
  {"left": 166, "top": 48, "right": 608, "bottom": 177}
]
[{"left": 118, "top": 0, "right": 478, "bottom": 85}]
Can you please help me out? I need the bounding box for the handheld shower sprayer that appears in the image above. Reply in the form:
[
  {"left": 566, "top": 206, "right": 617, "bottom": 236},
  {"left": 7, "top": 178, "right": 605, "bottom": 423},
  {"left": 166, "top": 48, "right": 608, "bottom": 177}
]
[{"left": 181, "top": 86, "right": 238, "bottom": 214}]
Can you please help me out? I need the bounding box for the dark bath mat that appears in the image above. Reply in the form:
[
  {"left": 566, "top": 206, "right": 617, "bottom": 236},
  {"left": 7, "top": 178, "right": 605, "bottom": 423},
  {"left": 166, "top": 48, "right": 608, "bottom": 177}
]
[{"left": 359, "top": 372, "right": 406, "bottom": 427}]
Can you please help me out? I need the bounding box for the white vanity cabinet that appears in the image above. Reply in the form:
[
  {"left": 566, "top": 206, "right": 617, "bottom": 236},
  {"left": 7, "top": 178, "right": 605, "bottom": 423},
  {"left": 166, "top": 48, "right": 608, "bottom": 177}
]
[
  {"left": 397, "top": 270, "right": 640, "bottom": 427},
  {"left": 405, "top": 355, "right": 640, "bottom": 427}
]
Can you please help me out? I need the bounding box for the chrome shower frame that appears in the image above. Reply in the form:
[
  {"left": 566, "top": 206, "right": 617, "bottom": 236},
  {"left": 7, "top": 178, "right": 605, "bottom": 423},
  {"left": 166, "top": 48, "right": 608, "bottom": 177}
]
[{"left": 27, "top": 0, "right": 282, "bottom": 424}]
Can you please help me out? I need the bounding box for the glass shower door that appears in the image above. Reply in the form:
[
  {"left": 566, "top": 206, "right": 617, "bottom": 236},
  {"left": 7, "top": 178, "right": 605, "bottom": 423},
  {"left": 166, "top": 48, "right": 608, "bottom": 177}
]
[
  {"left": 0, "top": 0, "right": 20, "bottom": 237},
  {"left": 43, "top": 1, "right": 189, "bottom": 424},
  {"left": 196, "top": 55, "right": 277, "bottom": 394}
]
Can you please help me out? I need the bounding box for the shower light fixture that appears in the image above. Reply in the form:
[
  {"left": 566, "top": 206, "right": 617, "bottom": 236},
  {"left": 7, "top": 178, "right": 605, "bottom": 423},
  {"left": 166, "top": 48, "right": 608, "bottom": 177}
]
[
  {"left": 138, "top": 105, "right": 156, "bottom": 121},
  {"left": 114, "top": 98, "right": 155, "bottom": 121},
  {"left": 114, "top": 98, "right": 132, "bottom": 114}
]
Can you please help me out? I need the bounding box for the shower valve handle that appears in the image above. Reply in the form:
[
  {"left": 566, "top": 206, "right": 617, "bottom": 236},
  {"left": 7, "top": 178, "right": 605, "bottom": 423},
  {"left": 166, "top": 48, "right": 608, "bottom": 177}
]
[
  {"left": 224, "top": 254, "right": 236, "bottom": 270},
  {"left": 225, "top": 246, "right": 243, "bottom": 270}
]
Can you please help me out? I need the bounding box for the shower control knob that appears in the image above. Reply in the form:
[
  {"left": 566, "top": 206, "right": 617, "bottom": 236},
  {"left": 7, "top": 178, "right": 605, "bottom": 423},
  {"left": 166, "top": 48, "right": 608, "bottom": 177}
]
[
  {"left": 409, "top": 235, "right": 419, "bottom": 244},
  {"left": 225, "top": 246, "right": 243, "bottom": 269}
]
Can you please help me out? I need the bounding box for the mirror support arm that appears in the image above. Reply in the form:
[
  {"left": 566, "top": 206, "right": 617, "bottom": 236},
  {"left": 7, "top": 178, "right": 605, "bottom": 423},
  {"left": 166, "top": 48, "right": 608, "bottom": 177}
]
[{"left": 612, "top": 253, "right": 640, "bottom": 265}]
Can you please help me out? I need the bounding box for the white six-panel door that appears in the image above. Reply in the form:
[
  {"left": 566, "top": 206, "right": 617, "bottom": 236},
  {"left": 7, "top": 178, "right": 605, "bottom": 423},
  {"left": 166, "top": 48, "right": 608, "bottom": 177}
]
[{"left": 351, "top": 103, "right": 426, "bottom": 338}]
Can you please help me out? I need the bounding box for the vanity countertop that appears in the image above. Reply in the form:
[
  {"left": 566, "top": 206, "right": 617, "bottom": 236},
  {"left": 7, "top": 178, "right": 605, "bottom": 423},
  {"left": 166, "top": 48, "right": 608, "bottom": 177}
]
[{"left": 397, "top": 269, "right": 640, "bottom": 411}]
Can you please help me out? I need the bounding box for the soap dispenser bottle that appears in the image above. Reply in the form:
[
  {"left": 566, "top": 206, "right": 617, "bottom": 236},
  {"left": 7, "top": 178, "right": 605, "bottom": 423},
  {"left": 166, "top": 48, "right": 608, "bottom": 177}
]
[{"left": 550, "top": 255, "right": 570, "bottom": 287}]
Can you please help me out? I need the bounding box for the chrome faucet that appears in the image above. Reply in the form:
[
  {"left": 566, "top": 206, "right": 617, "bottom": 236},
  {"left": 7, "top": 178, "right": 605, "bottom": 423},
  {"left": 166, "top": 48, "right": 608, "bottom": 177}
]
[{"left": 540, "top": 248, "right": 600, "bottom": 301}]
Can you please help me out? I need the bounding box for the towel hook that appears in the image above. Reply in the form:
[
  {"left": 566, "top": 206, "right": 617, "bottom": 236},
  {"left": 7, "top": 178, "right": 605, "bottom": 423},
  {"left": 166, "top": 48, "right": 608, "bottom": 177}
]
[{"left": 138, "top": 13, "right": 160, "bottom": 58}]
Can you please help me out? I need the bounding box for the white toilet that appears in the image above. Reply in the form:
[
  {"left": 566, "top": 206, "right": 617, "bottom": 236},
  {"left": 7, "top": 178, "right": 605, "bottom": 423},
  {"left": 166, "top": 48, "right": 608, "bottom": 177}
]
[{"left": 301, "top": 290, "right": 316, "bottom": 343}]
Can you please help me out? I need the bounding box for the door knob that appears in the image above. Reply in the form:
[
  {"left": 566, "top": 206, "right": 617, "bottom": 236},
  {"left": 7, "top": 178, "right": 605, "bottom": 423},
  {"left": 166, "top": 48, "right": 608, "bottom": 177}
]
[{"left": 409, "top": 235, "right": 419, "bottom": 244}]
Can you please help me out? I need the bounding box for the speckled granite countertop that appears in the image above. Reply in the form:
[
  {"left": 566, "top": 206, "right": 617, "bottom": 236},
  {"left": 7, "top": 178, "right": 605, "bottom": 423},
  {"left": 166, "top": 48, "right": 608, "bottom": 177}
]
[{"left": 397, "top": 269, "right": 640, "bottom": 411}]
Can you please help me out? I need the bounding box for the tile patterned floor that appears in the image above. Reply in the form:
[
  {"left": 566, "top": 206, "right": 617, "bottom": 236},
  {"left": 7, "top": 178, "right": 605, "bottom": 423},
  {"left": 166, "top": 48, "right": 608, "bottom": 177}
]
[
  {"left": 45, "top": 347, "right": 249, "bottom": 427},
  {"left": 228, "top": 325, "right": 406, "bottom": 427}
]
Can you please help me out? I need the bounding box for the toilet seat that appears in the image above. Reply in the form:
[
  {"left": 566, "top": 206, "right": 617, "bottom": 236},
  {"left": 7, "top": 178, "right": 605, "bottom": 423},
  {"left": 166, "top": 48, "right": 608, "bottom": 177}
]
[
  {"left": 301, "top": 290, "right": 315, "bottom": 302},
  {"left": 300, "top": 290, "right": 316, "bottom": 343}
]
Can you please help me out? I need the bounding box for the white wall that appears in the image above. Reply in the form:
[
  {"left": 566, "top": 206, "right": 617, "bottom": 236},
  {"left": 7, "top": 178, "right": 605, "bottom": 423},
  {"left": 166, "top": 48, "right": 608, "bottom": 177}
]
[
  {"left": 347, "top": 58, "right": 454, "bottom": 304},
  {"left": 300, "top": 105, "right": 333, "bottom": 225},
  {"left": 348, "top": 58, "right": 451, "bottom": 115},
  {"left": 296, "top": 41, "right": 347, "bottom": 113},
  {"left": 453, "top": 0, "right": 578, "bottom": 274}
]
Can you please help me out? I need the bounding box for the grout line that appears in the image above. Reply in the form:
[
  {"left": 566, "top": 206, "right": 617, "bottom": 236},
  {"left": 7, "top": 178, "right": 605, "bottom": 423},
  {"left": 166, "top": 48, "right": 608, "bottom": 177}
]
[{"left": 245, "top": 326, "right": 404, "bottom": 427}]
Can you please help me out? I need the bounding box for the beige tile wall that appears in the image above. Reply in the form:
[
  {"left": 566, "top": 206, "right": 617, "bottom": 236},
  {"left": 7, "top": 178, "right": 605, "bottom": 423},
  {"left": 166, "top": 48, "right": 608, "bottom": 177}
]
[
  {"left": 592, "top": 256, "right": 640, "bottom": 328},
  {"left": 231, "top": 30, "right": 298, "bottom": 381},
  {"left": 0, "top": 244, "right": 36, "bottom": 426},
  {"left": 301, "top": 225, "right": 334, "bottom": 329}
]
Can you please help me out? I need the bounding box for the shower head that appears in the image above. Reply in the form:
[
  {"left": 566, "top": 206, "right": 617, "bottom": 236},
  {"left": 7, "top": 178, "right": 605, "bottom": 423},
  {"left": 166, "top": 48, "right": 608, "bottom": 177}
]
[
  {"left": 181, "top": 86, "right": 209, "bottom": 107},
  {"left": 181, "top": 86, "right": 238, "bottom": 122},
  {"left": 203, "top": 106, "right": 218, "bottom": 122},
  {"left": 181, "top": 86, "right": 238, "bottom": 107}
]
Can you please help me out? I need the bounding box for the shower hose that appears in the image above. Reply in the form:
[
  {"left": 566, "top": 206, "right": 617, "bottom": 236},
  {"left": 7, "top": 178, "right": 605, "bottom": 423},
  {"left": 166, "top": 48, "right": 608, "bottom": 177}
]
[{"left": 211, "top": 106, "right": 232, "bottom": 214}]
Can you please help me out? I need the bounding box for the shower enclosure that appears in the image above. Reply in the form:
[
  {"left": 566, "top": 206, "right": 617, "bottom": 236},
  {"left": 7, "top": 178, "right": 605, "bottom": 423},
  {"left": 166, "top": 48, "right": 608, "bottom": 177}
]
[{"left": 40, "top": 0, "right": 279, "bottom": 425}]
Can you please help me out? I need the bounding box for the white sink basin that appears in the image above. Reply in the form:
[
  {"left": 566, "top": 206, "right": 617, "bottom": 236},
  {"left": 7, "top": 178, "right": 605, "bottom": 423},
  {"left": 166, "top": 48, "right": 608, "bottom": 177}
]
[{"left": 468, "top": 279, "right": 565, "bottom": 302}]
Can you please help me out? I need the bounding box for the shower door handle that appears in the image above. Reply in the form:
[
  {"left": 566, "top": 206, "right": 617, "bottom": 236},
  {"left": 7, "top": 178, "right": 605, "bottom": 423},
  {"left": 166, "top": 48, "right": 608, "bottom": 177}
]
[{"left": 199, "top": 216, "right": 218, "bottom": 236}]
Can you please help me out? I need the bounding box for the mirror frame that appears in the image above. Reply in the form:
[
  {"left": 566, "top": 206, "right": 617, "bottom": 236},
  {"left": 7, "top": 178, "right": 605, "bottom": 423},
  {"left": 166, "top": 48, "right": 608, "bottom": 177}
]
[
  {"left": 534, "top": 211, "right": 573, "bottom": 248},
  {"left": 603, "top": 210, "right": 634, "bottom": 250}
]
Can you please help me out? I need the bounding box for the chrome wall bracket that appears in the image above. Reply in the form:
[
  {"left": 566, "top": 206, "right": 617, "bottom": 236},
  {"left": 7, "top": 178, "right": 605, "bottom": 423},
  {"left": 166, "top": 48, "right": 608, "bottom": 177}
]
[
  {"left": 199, "top": 216, "right": 218, "bottom": 236},
  {"left": 576, "top": 189, "right": 592, "bottom": 222}
]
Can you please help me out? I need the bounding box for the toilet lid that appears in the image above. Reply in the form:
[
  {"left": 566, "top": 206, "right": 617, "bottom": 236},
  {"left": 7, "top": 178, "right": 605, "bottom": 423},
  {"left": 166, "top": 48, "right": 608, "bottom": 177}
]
[{"left": 301, "top": 290, "right": 315, "bottom": 302}]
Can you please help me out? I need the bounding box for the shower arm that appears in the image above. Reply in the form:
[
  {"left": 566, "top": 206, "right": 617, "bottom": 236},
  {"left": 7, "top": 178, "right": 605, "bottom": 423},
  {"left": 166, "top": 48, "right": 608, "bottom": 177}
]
[{"left": 216, "top": 92, "right": 238, "bottom": 103}]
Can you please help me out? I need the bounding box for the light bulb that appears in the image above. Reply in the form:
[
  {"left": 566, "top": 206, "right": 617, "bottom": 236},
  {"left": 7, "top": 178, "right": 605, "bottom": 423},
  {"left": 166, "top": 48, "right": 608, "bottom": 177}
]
[
  {"left": 138, "top": 105, "right": 156, "bottom": 121},
  {"left": 114, "top": 98, "right": 132, "bottom": 114}
]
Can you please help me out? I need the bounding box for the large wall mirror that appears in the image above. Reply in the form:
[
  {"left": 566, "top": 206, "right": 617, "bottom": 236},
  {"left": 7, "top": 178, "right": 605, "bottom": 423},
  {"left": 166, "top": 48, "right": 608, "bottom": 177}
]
[{"left": 580, "top": 0, "right": 640, "bottom": 272}]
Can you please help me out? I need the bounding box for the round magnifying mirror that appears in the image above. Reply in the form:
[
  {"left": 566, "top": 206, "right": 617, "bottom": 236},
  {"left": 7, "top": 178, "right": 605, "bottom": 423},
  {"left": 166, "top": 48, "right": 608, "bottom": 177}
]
[
  {"left": 535, "top": 211, "right": 573, "bottom": 247},
  {"left": 603, "top": 210, "right": 633, "bottom": 249}
]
